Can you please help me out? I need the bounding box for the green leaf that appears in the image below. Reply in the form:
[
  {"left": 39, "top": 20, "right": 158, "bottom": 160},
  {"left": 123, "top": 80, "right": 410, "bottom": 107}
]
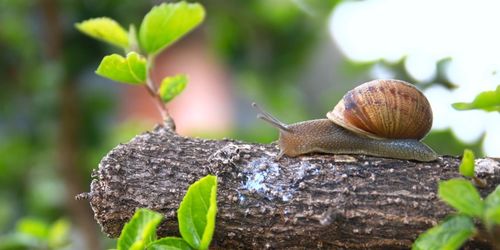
[
  {"left": 412, "top": 215, "right": 476, "bottom": 250},
  {"left": 117, "top": 208, "right": 163, "bottom": 250},
  {"left": 177, "top": 175, "right": 217, "bottom": 250},
  {"left": 452, "top": 85, "right": 500, "bottom": 112},
  {"left": 458, "top": 149, "right": 475, "bottom": 177},
  {"left": 438, "top": 179, "right": 484, "bottom": 218},
  {"left": 48, "top": 218, "right": 70, "bottom": 249},
  {"left": 16, "top": 218, "right": 49, "bottom": 240},
  {"left": 139, "top": 2, "right": 205, "bottom": 55},
  {"left": 75, "top": 17, "right": 129, "bottom": 48},
  {"left": 95, "top": 52, "right": 147, "bottom": 84},
  {"left": 158, "top": 74, "right": 188, "bottom": 103},
  {"left": 147, "top": 237, "right": 192, "bottom": 250},
  {"left": 484, "top": 186, "right": 500, "bottom": 228},
  {"left": 126, "top": 52, "right": 147, "bottom": 82}
]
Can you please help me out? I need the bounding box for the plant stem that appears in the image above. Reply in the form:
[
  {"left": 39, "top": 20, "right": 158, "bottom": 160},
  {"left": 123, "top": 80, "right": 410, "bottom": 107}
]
[{"left": 145, "top": 56, "right": 176, "bottom": 130}]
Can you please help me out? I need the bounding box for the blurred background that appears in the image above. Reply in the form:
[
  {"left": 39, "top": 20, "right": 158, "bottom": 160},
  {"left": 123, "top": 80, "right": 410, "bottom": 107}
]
[{"left": 1, "top": 0, "right": 498, "bottom": 249}]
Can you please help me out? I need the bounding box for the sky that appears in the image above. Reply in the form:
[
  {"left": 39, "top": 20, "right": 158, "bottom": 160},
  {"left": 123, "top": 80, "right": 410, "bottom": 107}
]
[{"left": 329, "top": 0, "right": 500, "bottom": 156}]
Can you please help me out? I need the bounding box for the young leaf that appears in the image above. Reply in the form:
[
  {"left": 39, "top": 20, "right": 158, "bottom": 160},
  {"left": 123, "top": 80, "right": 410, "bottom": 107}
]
[
  {"left": 458, "top": 149, "right": 475, "bottom": 177},
  {"left": 452, "top": 85, "right": 500, "bottom": 112},
  {"left": 158, "top": 75, "right": 188, "bottom": 103},
  {"left": 147, "top": 237, "right": 192, "bottom": 250},
  {"left": 438, "top": 179, "right": 484, "bottom": 218},
  {"left": 126, "top": 52, "right": 147, "bottom": 82},
  {"left": 412, "top": 215, "right": 476, "bottom": 250},
  {"left": 484, "top": 186, "right": 500, "bottom": 227},
  {"left": 117, "top": 208, "right": 163, "bottom": 250},
  {"left": 177, "top": 175, "right": 217, "bottom": 250},
  {"left": 75, "top": 17, "right": 129, "bottom": 49},
  {"left": 95, "top": 52, "right": 146, "bottom": 84},
  {"left": 139, "top": 2, "right": 205, "bottom": 55}
]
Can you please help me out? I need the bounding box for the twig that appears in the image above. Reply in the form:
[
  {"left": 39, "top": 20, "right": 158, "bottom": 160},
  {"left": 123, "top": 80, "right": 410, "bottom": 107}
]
[{"left": 144, "top": 57, "right": 176, "bottom": 130}]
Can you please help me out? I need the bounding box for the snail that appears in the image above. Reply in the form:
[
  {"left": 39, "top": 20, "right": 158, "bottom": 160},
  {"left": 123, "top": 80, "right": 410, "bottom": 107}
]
[{"left": 253, "top": 79, "right": 438, "bottom": 162}]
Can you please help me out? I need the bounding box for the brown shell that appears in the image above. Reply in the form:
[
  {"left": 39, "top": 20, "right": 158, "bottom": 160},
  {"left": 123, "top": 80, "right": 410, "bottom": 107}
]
[{"left": 326, "top": 79, "right": 433, "bottom": 140}]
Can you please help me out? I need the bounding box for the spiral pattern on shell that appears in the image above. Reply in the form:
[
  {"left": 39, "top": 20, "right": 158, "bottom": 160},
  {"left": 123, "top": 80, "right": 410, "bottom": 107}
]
[{"left": 326, "top": 79, "right": 433, "bottom": 140}]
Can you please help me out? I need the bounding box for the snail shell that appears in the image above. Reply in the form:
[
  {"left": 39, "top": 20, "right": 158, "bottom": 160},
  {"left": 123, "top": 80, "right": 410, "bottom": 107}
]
[{"left": 326, "top": 79, "right": 433, "bottom": 140}]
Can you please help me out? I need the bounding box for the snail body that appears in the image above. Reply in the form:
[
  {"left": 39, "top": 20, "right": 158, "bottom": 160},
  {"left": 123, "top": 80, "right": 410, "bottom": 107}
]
[{"left": 254, "top": 79, "right": 437, "bottom": 162}]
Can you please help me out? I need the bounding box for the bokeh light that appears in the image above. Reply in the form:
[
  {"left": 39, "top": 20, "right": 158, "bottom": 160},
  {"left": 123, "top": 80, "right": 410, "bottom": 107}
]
[{"left": 329, "top": 0, "right": 500, "bottom": 156}]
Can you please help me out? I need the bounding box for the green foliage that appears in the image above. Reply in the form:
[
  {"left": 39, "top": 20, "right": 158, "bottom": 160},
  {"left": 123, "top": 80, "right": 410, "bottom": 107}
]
[
  {"left": 95, "top": 52, "right": 147, "bottom": 84},
  {"left": 177, "top": 175, "right": 217, "bottom": 250},
  {"left": 115, "top": 175, "right": 217, "bottom": 250},
  {"left": 452, "top": 85, "right": 500, "bottom": 112},
  {"left": 484, "top": 186, "right": 500, "bottom": 228},
  {"left": 415, "top": 155, "right": 500, "bottom": 249},
  {"left": 0, "top": 2, "right": 155, "bottom": 249},
  {"left": 412, "top": 215, "right": 476, "bottom": 250},
  {"left": 458, "top": 149, "right": 475, "bottom": 177},
  {"left": 117, "top": 208, "right": 163, "bottom": 250},
  {"left": 0, "top": 217, "right": 71, "bottom": 250},
  {"left": 438, "top": 179, "right": 484, "bottom": 218},
  {"left": 75, "top": 17, "right": 129, "bottom": 49},
  {"left": 76, "top": 1, "right": 205, "bottom": 122},
  {"left": 158, "top": 75, "right": 188, "bottom": 103},
  {"left": 139, "top": 2, "right": 205, "bottom": 55},
  {"left": 147, "top": 237, "right": 192, "bottom": 250}
]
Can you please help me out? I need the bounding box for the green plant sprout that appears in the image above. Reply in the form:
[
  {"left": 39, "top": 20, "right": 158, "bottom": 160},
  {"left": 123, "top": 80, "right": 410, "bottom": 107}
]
[
  {"left": 413, "top": 149, "right": 500, "bottom": 250},
  {"left": 76, "top": 2, "right": 205, "bottom": 129},
  {"left": 458, "top": 149, "right": 487, "bottom": 188},
  {"left": 452, "top": 85, "right": 500, "bottom": 112},
  {"left": 115, "top": 175, "right": 217, "bottom": 250},
  {"left": 458, "top": 149, "right": 475, "bottom": 178}
]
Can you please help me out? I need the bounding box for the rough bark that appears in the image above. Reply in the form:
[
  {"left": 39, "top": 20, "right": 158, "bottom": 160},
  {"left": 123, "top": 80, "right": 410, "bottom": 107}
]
[{"left": 80, "top": 125, "right": 500, "bottom": 249}]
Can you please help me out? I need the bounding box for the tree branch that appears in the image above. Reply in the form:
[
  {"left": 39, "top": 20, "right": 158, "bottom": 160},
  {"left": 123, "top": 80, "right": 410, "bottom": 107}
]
[{"left": 80, "top": 125, "right": 500, "bottom": 249}]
